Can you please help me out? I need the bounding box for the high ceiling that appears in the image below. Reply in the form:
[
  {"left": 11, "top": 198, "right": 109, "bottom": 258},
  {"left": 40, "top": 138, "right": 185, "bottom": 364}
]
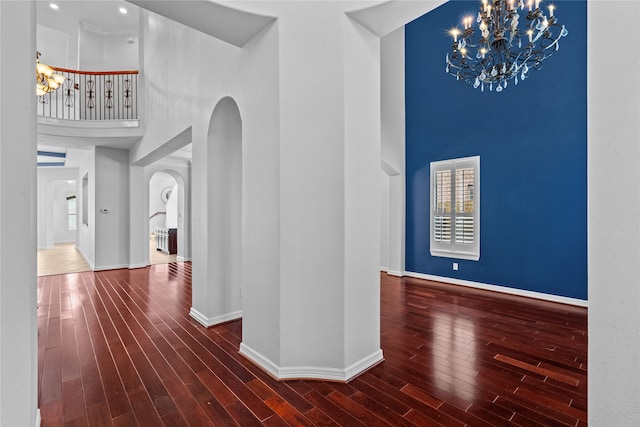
[{"left": 36, "top": 0, "right": 138, "bottom": 36}]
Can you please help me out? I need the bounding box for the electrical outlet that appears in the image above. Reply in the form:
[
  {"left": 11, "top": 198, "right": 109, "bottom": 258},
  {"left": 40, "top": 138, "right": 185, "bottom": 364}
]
[{"left": 453, "top": 262, "right": 459, "bottom": 271}]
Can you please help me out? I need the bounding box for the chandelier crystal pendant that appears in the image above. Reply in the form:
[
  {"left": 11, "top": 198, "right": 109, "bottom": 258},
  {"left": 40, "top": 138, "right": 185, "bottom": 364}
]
[
  {"left": 445, "top": 0, "right": 568, "bottom": 92},
  {"left": 36, "top": 51, "right": 65, "bottom": 97}
]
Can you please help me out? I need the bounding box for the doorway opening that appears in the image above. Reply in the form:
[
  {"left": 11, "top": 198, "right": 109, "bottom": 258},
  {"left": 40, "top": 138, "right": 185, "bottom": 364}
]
[{"left": 149, "top": 171, "right": 179, "bottom": 264}]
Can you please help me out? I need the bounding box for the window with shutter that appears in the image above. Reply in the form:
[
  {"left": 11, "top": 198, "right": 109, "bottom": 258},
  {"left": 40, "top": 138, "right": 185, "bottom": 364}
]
[{"left": 430, "top": 156, "right": 479, "bottom": 260}]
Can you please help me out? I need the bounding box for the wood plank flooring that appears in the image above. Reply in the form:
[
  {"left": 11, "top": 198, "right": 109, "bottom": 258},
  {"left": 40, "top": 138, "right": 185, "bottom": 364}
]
[
  {"left": 38, "top": 238, "right": 176, "bottom": 277},
  {"left": 38, "top": 243, "right": 92, "bottom": 277},
  {"left": 38, "top": 264, "right": 587, "bottom": 426}
]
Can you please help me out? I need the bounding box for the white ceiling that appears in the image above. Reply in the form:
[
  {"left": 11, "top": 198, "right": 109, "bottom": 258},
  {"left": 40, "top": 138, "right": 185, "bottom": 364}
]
[{"left": 37, "top": 0, "right": 139, "bottom": 36}]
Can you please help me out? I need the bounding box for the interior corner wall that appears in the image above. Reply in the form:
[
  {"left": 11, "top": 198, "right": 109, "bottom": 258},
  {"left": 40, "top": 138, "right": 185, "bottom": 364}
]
[
  {"left": 37, "top": 168, "right": 80, "bottom": 249},
  {"left": 36, "top": 24, "right": 71, "bottom": 68},
  {"left": 78, "top": 27, "right": 103, "bottom": 70},
  {"left": 380, "top": 170, "right": 390, "bottom": 270},
  {"left": 381, "top": 26, "right": 406, "bottom": 277},
  {"left": 404, "top": 1, "right": 587, "bottom": 300},
  {"left": 78, "top": 149, "right": 96, "bottom": 268}
]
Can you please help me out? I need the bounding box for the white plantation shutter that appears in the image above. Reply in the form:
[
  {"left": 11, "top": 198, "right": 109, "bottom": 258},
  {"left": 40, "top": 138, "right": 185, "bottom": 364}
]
[
  {"left": 433, "top": 169, "right": 452, "bottom": 243},
  {"left": 434, "top": 216, "right": 451, "bottom": 242},
  {"left": 455, "top": 167, "right": 475, "bottom": 245},
  {"left": 430, "top": 157, "right": 479, "bottom": 260},
  {"left": 455, "top": 217, "right": 474, "bottom": 244}
]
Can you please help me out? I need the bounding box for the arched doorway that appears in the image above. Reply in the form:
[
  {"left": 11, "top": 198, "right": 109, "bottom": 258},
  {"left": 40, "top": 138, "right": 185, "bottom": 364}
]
[
  {"left": 149, "top": 171, "right": 178, "bottom": 263},
  {"left": 191, "top": 96, "right": 243, "bottom": 326},
  {"left": 147, "top": 168, "right": 190, "bottom": 265}
]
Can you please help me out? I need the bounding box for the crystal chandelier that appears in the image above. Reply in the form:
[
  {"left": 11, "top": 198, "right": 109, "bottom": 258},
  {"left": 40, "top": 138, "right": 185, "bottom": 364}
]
[
  {"left": 36, "top": 51, "right": 65, "bottom": 96},
  {"left": 445, "top": 0, "right": 568, "bottom": 92}
]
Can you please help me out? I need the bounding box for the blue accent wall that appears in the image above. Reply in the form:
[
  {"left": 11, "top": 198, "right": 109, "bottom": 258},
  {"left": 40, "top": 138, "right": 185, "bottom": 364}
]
[{"left": 405, "top": 1, "right": 587, "bottom": 300}]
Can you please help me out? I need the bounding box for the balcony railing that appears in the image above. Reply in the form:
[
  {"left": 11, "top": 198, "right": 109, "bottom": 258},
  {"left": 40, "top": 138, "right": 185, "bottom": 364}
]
[{"left": 37, "top": 67, "right": 138, "bottom": 121}]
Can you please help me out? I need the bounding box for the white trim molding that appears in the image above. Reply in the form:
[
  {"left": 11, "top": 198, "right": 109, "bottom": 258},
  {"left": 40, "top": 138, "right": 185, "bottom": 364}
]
[
  {"left": 239, "top": 343, "right": 384, "bottom": 382},
  {"left": 128, "top": 263, "right": 148, "bottom": 270},
  {"left": 386, "top": 270, "right": 404, "bottom": 277},
  {"left": 35, "top": 409, "right": 41, "bottom": 427},
  {"left": 404, "top": 271, "right": 588, "bottom": 308},
  {"left": 94, "top": 264, "right": 130, "bottom": 272},
  {"left": 189, "top": 307, "right": 242, "bottom": 328}
]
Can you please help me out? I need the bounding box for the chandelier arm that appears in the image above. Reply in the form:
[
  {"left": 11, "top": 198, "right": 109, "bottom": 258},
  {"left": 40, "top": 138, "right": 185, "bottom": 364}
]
[{"left": 444, "top": 0, "right": 567, "bottom": 91}]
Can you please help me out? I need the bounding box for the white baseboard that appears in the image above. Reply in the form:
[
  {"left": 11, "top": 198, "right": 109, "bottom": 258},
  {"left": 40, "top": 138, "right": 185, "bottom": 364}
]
[
  {"left": 403, "top": 271, "right": 588, "bottom": 308},
  {"left": 94, "top": 264, "right": 129, "bottom": 271},
  {"left": 380, "top": 266, "right": 389, "bottom": 273},
  {"left": 128, "top": 263, "right": 148, "bottom": 269},
  {"left": 35, "top": 408, "right": 41, "bottom": 427},
  {"left": 386, "top": 270, "right": 404, "bottom": 277},
  {"left": 189, "top": 307, "right": 242, "bottom": 328},
  {"left": 239, "top": 343, "right": 383, "bottom": 382}
]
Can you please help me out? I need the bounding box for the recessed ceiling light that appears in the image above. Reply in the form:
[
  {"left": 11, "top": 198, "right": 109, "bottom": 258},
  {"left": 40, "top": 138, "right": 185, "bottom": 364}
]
[
  {"left": 119, "top": 7, "right": 127, "bottom": 14},
  {"left": 49, "top": 3, "right": 59, "bottom": 10}
]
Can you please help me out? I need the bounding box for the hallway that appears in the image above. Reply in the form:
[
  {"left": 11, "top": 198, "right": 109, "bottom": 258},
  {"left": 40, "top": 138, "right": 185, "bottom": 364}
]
[
  {"left": 38, "top": 264, "right": 587, "bottom": 426},
  {"left": 37, "top": 238, "right": 177, "bottom": 277}
]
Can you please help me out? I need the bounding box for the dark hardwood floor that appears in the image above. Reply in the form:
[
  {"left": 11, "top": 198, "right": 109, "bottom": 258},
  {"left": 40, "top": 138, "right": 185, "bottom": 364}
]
[{"left": 38, "top": 262, "right": 587, "bottom": 426}]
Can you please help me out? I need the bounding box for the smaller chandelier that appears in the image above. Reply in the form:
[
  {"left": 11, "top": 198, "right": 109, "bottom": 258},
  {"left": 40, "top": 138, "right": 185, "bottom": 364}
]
[
  {"left": 445, "top": 0, "right": 568, "bottom": 92},
  {"left": 36, "top": 51, "right": 65, "bottom": 96}
]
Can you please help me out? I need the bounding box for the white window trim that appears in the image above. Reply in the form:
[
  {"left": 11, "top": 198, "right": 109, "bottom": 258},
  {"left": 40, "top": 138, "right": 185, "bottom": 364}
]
[{"left": 430, "top": 156, "right": 480, "bottom": 261}]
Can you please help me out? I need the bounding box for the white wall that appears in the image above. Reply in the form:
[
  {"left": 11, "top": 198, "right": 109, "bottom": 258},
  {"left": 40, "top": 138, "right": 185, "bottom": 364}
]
[
  {"left": 79, "top": 27, "right": 138, "bottom": 71},
  {"left": 37, "top": 24, "right": 73, "bottom": 68},
  {"left": 0, "top": 2, "right": 38, "bottom": 425},
  {"left": 380, "top": 26, "right": 405, "bottom": 277},
  {"left": 588, "top": 2, "right": 640, "bottom": 425},
  {"left": 380, "top": 169, "right": 389, "bottom": 271},
  {"left": 77, "top": 150, "right": 95, "bottom": 268},
  {"left": 37, "top": 167, "right": 79, "bottom": 249},
  {"left": 94, "top": 147, "right": 130, "bottom": 270},
  {"left": 165, "top": 184, "right": 178, "bottom": 228},
  {"left": 76, "top": 147, "right": 130, "bottom": 271},
  {"left": 53, "top": 180, "right": 76, "bottom": 243}
]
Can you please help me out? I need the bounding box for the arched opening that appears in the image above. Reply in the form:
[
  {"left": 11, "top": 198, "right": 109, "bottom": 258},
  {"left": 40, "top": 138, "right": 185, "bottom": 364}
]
[
  {"left": 149, "top": 171, "right": 177, "bottom": 263},
  {"left": 198, "top": 96, "right": 243, "bottom": 324},
  {"left": 145, "top": 165, "right": 190, "bottom": 265}
]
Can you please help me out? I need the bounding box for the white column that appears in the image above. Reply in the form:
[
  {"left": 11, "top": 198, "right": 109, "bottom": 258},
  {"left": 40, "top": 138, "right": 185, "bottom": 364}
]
[
  {"left": 588, "top": 1, "right": 640, "bottom": 425},
  {"left": 129, "top": 165, "right": 148, "bottom": 268},
  {"left": 240, "top": 3, "right": 383, "bottom": 380},
  {"left": 0, "top": 1, "right": 39, "bottom": 425}
]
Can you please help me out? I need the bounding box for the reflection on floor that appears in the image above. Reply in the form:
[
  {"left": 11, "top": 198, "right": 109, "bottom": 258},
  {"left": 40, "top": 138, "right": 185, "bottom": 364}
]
[
  {"left": 37, "top": 237, "right": 177, "bottom": 276},
  {"left": 37, "top": 242, "right": 92, "bottom": 277}
]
